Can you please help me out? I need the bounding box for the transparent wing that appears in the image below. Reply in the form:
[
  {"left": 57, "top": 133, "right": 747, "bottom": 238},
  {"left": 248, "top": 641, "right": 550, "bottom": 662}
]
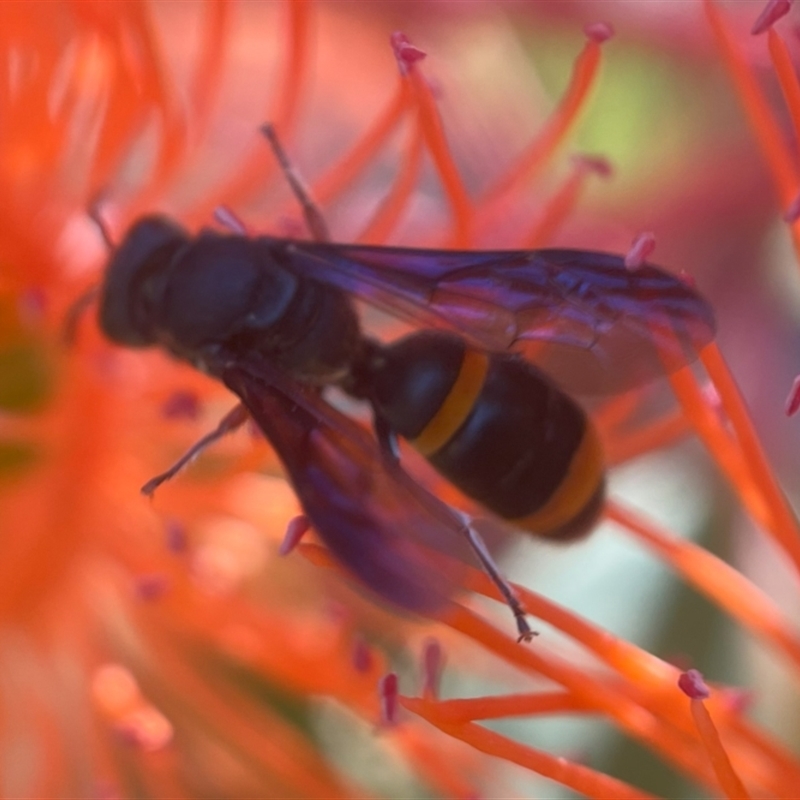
[
  {"left": 222, "top": 364, "right": 469, "bottom": 614},
  {"left": 272, "top": 240, "right": 716, "bottom": 395}
]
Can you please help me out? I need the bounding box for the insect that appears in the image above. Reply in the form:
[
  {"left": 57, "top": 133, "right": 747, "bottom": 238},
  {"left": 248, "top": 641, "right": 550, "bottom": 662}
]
[{"left": 94, "top": 135, "right": 715, "bottom": 639}]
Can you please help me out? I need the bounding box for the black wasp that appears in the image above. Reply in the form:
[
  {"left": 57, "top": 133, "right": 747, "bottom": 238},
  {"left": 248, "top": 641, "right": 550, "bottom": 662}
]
[{"left": 96, "top": 141, "right": 715, "bottom": 639}]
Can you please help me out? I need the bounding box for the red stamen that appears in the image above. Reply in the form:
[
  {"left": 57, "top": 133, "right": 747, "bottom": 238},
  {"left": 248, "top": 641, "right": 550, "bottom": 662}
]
[
  {"left": 752, "top": 0, "right": 792, "bottom": 35},
  {"left": 357, "top": 127, "right": 424, "bottom": 244},
  {"left": 312, "top": 81, "right": 411, "bottom": 207},
  {"left": 198, "top": 1, "right": 312, "bottom": 214},
  {"left": 681, "top": 674, "right": 754, "bottom": 799},
  {"left": 766, "top": 28, "right": 800, "bottom": 203},
  {"left": 482, "top": 32, "right": 607, "bottom": 208},
  {"left": 701, "top": 382, "right": 723, "bottom": 415},
  {"left": 400, "top": 44, "right": 473, "bottom": 245},
  {"left": 524, "top": 155, "right": 611, "bottom": 247},
  {"left": 188, "top": 0, "right": 232, "bottom": 130},
  {"left": 705, "top": 0, "right": 798, "bottom": 204},
  {"left": 701, "top": 345, "right": 800, "bottom": 574}
]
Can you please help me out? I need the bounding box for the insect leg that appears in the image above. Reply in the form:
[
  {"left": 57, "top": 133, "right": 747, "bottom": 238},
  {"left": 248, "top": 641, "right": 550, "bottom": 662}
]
[
  {"left": 380, "top": 451, "right": 535, "bottom": 641},
  {"left": 65, "top": 199, "right": 117, "bottom": 344},
  {"left": 141, "top": 403, "right": 250, "bottom": 496},
  {"left": 460, "top": 519, "right": 537, "bottom": 642},
  {"left": 260, "top": 122, "right": 331, "bottom": 243},
  {"left": 213, "top": 205, "right": 249, "bottom": 235},
  {"left": 373, "top": 414, "right": 401, "bottom": 462},
  {"left": 62, "top": 284, "right": 100, "bottom": 345},
  {"left": 88, "top": 197, "right": 116, "bottom": 251}
]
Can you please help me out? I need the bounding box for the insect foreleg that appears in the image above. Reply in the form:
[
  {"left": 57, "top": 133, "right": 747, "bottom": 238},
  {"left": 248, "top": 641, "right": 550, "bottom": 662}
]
[{"left": 141, "top": 403, "right": 250, "bottom": 496}]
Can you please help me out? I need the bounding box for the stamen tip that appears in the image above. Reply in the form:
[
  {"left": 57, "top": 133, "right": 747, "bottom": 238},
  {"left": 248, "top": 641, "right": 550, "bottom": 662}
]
[
  {"left": 678, "top": 668, "right": 711, "bottom": 699},
  {"left": 677, "top": 269, "right": 696, "bottom": 288},
  {"left": 161, "top": 390, "right": 200, "bottom": 420},
  {"left": 352, "top": 636, "right": 373, "bottom": 673},
  {"left": 165, "top": 520, "right": 188, "bottom": 553},
  {"left": 574, "top": 154, "right": 613, "bottom": 178},
  {"left": 751, "top": 0, "right": 792, "bottom": 35},
  {"left": 379, "top": 672, "right": 399, "bottom": 725},
  {"left": 135, "top": 573, "right": 169, "bottom": 601},
  {"left": 624, "top": 231, "right": 656, "bottom": 270},
  {"left": 422, "top": 638, "right": 443, "bottom": 698},
  {"left": 279, "top": 514, "right": 310, "bottom": 556},
  {"left": 584, "top": 22, "right": 614, "bottom": 43},
  {"left": 390, "top": 31, "right": 427, "bottom": 75}
]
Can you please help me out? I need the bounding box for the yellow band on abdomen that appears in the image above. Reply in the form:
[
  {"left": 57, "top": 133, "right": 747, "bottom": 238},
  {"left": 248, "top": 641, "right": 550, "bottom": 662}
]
[
  {"left": 410, "top": 348, "right": 489, "bottom": 457},
  {"left": 513, "top": 421, "right": 605, "bottom": 537}
]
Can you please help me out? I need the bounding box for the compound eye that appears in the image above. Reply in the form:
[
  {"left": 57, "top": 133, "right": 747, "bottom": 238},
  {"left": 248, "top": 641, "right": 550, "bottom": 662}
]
[{"left": 98, "top": 215, "right": 189, "bottom": 346}]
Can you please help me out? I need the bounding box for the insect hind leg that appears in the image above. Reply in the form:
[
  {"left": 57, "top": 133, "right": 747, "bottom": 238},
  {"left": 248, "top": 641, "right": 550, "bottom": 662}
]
[{"left": 459, "top": 518, "right": 537, "bottom": 642}]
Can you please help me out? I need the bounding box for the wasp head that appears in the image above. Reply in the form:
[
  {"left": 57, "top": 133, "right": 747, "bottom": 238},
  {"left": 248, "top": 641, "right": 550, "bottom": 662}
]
[{"left": 98, "top": 215, "right": 190, "bottom": 346}]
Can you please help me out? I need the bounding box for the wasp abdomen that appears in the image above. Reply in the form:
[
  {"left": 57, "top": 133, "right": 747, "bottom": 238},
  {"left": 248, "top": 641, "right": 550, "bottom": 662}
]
[{"left": 369, "top": 330, "right": 605, "bottom": 540}]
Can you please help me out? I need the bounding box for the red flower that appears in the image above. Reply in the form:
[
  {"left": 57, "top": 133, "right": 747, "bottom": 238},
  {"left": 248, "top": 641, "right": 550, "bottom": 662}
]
[{"left": 1, "top": 1, "right": 799, "bottom": 797}]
